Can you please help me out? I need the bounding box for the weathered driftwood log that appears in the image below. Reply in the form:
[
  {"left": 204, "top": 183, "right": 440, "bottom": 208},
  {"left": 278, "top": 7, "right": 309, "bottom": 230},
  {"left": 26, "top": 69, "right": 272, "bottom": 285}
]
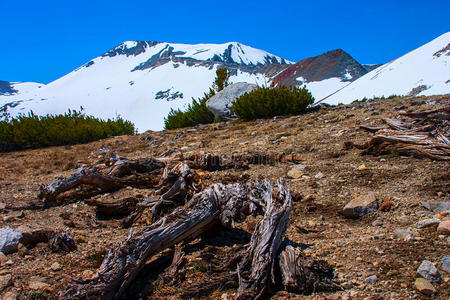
[
  {"left": 62, "top": 179, "right": 338, "bottom": 299},
  {"left": 235, "top": 180, "right": 291, "bottom": 299},
  {"left": 61, "top": 180, "right": 269, "bottom": 299},
  {"left": 38, "top": 156, "right": 165, "bottom": 207},
  {"left": 185, "top": 151, "right": 305, "bottom": 171},
  {"left": 19, "top": 229, "right": 76, "bottom": 253},
  {"left": 85, "top": 197, "right": 139, "bottom": 217},
  {"left": 351, "top": 105, "right": 449, "bottom": 160},
  {"left": 38, "top": 151, "right": 302, "bottom": 208},
  {"left": 278, "top": 244, "right": 340, "bottom": 294}
]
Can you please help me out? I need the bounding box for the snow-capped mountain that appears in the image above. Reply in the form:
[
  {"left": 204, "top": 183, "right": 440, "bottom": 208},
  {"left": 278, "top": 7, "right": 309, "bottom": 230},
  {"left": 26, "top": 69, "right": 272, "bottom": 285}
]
[
  {"left": 0, "top": 41, "right": 291, "bottom": 131},
  {"left": 323, "top": 32, "right": 450, "bottom": 104},
  {"left": 0, "top": 81, "right": 43, "bottom": 96},
  {"left": 271, "top": 49, "right": 369, "bottom": 100}
]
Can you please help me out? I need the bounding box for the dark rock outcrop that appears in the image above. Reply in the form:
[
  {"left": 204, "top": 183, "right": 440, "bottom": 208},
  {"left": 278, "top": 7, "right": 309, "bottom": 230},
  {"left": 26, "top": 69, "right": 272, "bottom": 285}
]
[{"left": 272, "top": 49, "right": 368, "bottom": 87}]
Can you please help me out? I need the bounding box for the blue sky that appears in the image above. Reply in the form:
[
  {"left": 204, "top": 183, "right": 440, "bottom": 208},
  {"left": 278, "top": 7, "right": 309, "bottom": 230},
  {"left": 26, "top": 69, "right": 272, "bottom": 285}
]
[{"left": 1, "top": 0, "right": 449, "bottom": 83}]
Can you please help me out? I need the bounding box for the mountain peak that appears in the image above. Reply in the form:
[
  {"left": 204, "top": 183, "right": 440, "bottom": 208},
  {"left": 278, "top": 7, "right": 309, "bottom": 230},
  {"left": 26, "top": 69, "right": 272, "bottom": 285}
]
[{"left": 272, "top": 48, "right": 367, "bottom": 87}]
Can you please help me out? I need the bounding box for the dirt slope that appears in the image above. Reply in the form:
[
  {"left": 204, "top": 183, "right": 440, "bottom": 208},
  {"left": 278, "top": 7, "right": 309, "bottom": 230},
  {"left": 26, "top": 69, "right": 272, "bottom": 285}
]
[{"left": 0, "top": 94, "right": 449, "bottom": 299}]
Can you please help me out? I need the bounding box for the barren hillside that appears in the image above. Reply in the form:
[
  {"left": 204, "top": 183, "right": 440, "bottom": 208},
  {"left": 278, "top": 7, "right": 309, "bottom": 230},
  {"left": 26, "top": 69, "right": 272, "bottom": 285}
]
[{"left": 0, "top": 94, "right": 449, "bottom": 299}]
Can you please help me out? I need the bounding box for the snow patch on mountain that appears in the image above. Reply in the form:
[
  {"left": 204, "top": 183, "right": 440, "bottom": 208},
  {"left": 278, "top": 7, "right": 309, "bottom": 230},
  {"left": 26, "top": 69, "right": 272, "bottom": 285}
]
[
  {"left": 0, "top": 41, "right": 290, "bottom": 132},
  {"left": 323, "top": 32, "right": 450, "bottom": 104}
]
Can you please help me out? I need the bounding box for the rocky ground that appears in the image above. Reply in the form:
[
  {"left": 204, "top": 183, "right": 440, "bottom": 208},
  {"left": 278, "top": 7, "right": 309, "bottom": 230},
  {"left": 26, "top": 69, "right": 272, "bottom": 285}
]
[{"left": 0, "top": 94, "right": 449, "bottom": 299}]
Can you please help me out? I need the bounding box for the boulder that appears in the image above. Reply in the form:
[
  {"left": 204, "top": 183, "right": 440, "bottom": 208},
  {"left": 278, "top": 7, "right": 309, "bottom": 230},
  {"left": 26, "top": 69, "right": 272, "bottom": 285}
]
[
  {"left": 415, "top": 218, "right": 441, "bottom": 229},
  {"left": 206, "top": 82, "right": 258, "bottom": 118},
  {"left": 0, "top": 227, "right": 22, "bottom": 255},
  {"left": 441, "top": 256, "right": 450, "bottom": 273},
  {"left": 395, "top": 229, "right": 418, "bottom": 240},
  {"left": 414, "top": 278, "right": 435, "bottom": 295},
  {"left": 437, "top": 220, "right": 450, "bottom": 235},
  {"left": 343, "top": 192, "right": 378, "bottom": 218},
  {"left": 421, "top": 201, "right": 450, "bottom": 212},
  {"left": 417, "top": 260, "right": 441, "bottom": 282}
]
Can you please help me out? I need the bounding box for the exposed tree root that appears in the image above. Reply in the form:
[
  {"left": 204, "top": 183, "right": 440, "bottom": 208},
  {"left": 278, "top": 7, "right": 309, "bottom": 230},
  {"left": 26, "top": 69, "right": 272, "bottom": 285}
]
[
  {"left": 61, "top": 179, "right": 338, "bottom": 299},
  {"left": 349, "top": 106, "right": 449, "bottom": 160},
  {"left": 19, "top": 229, "right": 76, "bottom": 253}
]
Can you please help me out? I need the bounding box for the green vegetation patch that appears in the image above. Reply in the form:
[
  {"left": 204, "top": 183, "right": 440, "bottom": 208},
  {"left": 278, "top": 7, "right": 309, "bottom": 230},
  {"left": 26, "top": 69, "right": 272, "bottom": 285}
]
[
  {"left": 231, "top": 86, "right": 314, "bottom": 120},
  {"left": 0, "top": 109, "right": 135, "bottom": 152}
]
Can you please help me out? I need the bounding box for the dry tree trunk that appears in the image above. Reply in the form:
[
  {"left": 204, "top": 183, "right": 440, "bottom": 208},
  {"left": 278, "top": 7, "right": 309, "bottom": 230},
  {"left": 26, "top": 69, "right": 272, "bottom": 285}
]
[
  {"left": 19, "top": 229, "right": 76, "bottom": 253},
  {"left": 61, "top": 180, "right": 279, "bottom": 299},
  {"left": 185, "top": 151, "right": 305, "bottom": 171},
  {"left": 235, "top": 180, "right": 291, "bottom": 299},
  {"left": 350, "top": 105, "right": 449, "bottom": 160},
  {"left": 62, "top": 179, "right": 338, "bottom": 299},
  {"left": 278, "top": 244, "right": 340, "bottom": 294}
]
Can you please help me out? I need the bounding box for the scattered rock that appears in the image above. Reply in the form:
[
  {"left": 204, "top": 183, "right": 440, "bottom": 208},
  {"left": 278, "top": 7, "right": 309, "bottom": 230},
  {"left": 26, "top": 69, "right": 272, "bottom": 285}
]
[
  {"left": 287, "top": 167, "right": 303, "bottom": 179},
  {"left": 415, "top": 218, "right": 441, "bottom": 229},
  {"left": 50, "top": 262, "right": 63, "bottom": 271},
  {"left": 0, "top": 253, "right": 7, "bottom": 265},
  {"left": 343, "top": 192, "right": 378, "bottom": 218},
  {"left": 395, "top": 229, "right": 418, "bottom": 240},
  {"left": 372, "top": 218, "right": 383, "bottom": 226},
  {"left": 442, "top": 256, "right": 450, "bottom": 273},
  {"left": 80, "top": 270, "right": 95, "bottom": 281},
  {"left": 314, "top": 172, "right": 324, "bottom": 179},
  {"left": 0, "top": 203, "right": 6, "bottom": 211},
  {"left": 364, "top": 275, "right": 377, "bottom": 284},
  {"left": 0, "top": 227, "right": 22, "bottom": 254},
  {"left": 1, "top": 291, "right": 17, "bottom": 300},
  {"left": 29, "top": 280, "right": 51, "bottom": 291},
  {"left": 437, "top": 220, "right": 450, "bottom": 235},
  {"left": 417, "top": 260, "right": 442, "bottom": 282},
  {"left": 422, "top": 201, "right": 450, "bottom": 212},
  {"left": 0, "top": 274, "right": 12, "bottom": 291},
  {"left": 414, "top": 278, "right": 435, "bottom": 295},
  {"left": 357, "top": 164, "right": 367, "bottom": 171},
  {"left": 205, "top": 82, "right": 258, "bottom": 118}
]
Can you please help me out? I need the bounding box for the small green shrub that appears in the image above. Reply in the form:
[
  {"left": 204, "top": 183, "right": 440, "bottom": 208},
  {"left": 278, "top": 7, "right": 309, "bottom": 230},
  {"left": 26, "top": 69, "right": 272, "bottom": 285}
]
[
  {"left": 164, "top": 89, "right": 216, "bottom": 130},
  {"left": 164, "top": 68, "right": 229, "bottom": 130},
  {"left": 231, "top": 86, "right": 314, "bottom": 121},
  {"left": 0, "top": 109, "right": 135, "bottom": 152}
]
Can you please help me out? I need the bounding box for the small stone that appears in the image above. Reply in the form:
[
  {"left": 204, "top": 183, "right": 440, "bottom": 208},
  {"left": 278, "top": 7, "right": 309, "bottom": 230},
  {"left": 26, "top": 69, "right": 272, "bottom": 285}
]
[
  {"left": 29, "top": 280, "right": 51, "bottom": 291},
  {"left": 437, "top": 220, "right": 450, "bottom": 235},
  {"left": 0, "top": 253, "right": 7, "bottom": 265},
  {"left": 1, "top": 291, "right": 17, "bottom": 300},
  {"left": 314, "top": 172, "right": 324, "bottom": 179},
  {"left": 357, "top": 164, "right": 367, "bottom": 171},
  {"left": 422, "top": 201, "right": 450, "bottom": 212},
  {"left": 414, "top": 278, "right": 435, "bottom": 295},
  {"left": 2, "top": 216, "right": 14, "bottom": 222},
  {"left": 395, "top": 229, "right": 418, "bottom": 240},
  {"left": 287, "top": 167, "right": 303, "bottom": 179},
  {"left": 0, "top": 274, "right": 12, "bottom": 291},
  {"left": 81, "top": 270, "right": 94, "bottom": 281},
  {"left": 415, "top": 218, "right": 441, "bottom": 229},
  {"left": 0, "top": 203, "right": 6, "bottom": 211},
  {"left": 356, "top": 257, "right": 363, "bottom": 262},
  {"left": 365, "top": 275, "right": 377, "bottom": 284},
  {"left": 343, "top": 192, "right": 378, "bottom": 218},
  {"left": 341, "top": 281, "right": 354, "bottom": 289},
  {"left": 442, "top": 256, "right": 450, "bottom": 273},
  {"left": 50, "top": 262, "right": 63, "bottom": 271},
  {"left": 0, "top": 227, "right": 22, "bottom": 254},
  {"left": 372, "top": 218, "right": 383, "bottom": 226},
  {"left": 417, "top": 260, "right": 441, "bottom": 282}
]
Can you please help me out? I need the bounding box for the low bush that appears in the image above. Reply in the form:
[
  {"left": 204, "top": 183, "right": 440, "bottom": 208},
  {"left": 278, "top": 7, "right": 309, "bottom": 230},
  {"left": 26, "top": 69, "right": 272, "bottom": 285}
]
[
  {"left": 231, "top": 86, "right": 314, "bottom": 120},
  {"left": 164, "top": 68, "right": 229, "bottom": 130},
  {"left": 164, "top": 89, "right": 216, "bottom": 130},
  {"left": 0, "top": 109, "right": 135, "bottom": 152}
]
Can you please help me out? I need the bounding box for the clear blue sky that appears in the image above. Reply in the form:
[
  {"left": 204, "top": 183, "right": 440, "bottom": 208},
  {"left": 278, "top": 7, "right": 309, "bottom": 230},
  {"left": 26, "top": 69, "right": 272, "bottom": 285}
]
[{"left": 1, "top": 0, "right": 449, "bottom": 84}]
